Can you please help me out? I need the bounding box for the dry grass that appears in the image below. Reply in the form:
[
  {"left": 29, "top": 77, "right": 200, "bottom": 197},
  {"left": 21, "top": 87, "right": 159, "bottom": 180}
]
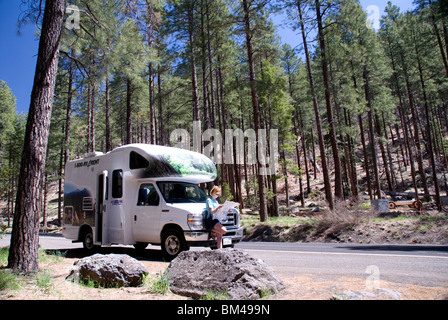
[
  {"left": 313, "top": 200, "right": 375, "bottom": 240},
  {"left": 243, "top": 198, "right": 448, "bottom": 244}
]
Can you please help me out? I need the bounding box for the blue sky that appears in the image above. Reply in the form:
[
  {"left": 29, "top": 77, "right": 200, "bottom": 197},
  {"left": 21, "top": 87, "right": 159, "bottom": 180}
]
[
  {"left": 0, "top": 0, "right": 40, "bottom": 115},
  {"left": 0, "top": 0, "right": 415, "bottom": 115}
]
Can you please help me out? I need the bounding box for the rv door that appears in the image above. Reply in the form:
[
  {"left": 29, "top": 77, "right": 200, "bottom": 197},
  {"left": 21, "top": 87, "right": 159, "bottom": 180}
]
[{"left": 97, "top": 171, "right": 109, "bottom": 245}]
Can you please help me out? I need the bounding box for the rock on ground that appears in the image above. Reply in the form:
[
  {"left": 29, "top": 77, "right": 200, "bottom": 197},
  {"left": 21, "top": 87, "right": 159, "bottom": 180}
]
[
  {"left": 66, "top": 253, "right": 148, "bottom": 287},
  {"left": 168, "top": 249, "right": 285, "bottom": 300}
]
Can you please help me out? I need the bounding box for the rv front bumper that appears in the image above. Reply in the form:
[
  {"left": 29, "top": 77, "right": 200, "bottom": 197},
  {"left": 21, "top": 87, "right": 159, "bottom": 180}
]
[
  {"left": 184, "top": 228, "right": 243, "bottom": 246},
  {"left": 184, "top": 231, "right": 209, "bottom": 242}
]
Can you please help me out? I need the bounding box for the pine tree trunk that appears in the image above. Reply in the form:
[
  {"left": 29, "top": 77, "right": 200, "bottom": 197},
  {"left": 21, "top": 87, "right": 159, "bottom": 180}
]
[
  {"left": 8, "top": 0, "right": 65, "bottom": 273},
  {"left": 315, "top": 0, "right": 344, "bottom": 201},
  {"left": 288, "top": 72, "right": 305, "bottom": 206},
  {"left": 58, "top": 145, "right": 63, "bottom": 226},
  {"left": 297, "top": 1, "right": 334, "bottom": 209},
  {"left": 206, "top": 0, "right": 217, "bottom": 128},
  {"left": 187, "top": 3, "right": 200, "bottom": 125},
  {"left": 242, "top": 0, "right": 268, "bottom": 221},
  {"left": 382, "top": 113, "right": 397, "bottom": 189},
  {"left": 126, "top": 78, "right": 133, "bottom": 144},
  {"left": 375, "top": 114, "right": 393, "bottom": 191},
  {"left": 358, "top": 113, "right": 372, "bottom": 199},
  {"left": 65, "top": 58, "right": 73, "bottom": 162},
  {"left": 299, "top": 117, "right": 311, "bottom": 194},
  {"left": 405, "top": 75, "right": 429, "bottom": 199},
  {"left": 344, "top": 108, "right": 358, "bottom": 198},
  {"left": 200, "top": 0, "right": 211, "bottom": 131},
  {"left": 399, "top": 99, "right": 420, "bottom": 201},
  {"left": 396, "top": 41, "right": 428, "bottom": 200},
  {"left": 42, "top": 173, "right": 48, "bottom": 231},
  {"left": 217, "top": 61, "right": 226, "bottom": 186},
  {"left": 157, "top": 65, "right": 164, "bottom": 145},
  {"left": 105, "top": 64, "right": 111, "bottom": 151},
  {"left": 90, "top": 80, "right": 96, "bottom": 151},
  {"left": 87, "top": 78, "right": 92, "bottom": 152},
  {"left": 149, "top": 63, "right": 156, "bottom": 144},
  {"left": 428, "top": 0, "right": 448, "bottom": 78},
  {"left": 415, "top": 37, "right": 442, "bottom": 209},
  {"left": 363, "top": 66, "right": 382, "bottom": 199}
]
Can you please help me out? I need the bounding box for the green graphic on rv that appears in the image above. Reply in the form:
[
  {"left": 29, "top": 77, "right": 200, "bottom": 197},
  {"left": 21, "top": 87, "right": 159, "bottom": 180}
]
[
  {"left": 132, "top": 148, "right": 217, "bottom": 181},
  {"left": 164, "top": 153, "right": 216, "bottom": 179}
]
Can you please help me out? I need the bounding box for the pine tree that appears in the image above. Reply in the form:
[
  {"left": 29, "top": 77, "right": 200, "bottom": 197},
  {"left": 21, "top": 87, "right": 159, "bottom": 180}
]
[
  {"left": 8, "top": 0, "right": 65, "bottom": 273},
  {"left": 0, "top": 81, "right": 16, "bottom": 153},
  {"left": 241, "top": 0, "right": 268, "bottom": 222},
  {"left": 294, "top": 0, "right": 334, "bottom": 209},
  {"left": 165, "top": 0, "right": 201, "bottom": 129},
  {"left": 0, "top": 81, "right": 19, "bottom": 226},
  {"left": 314, "top": 0, "right": 344, "bottom": 201}
]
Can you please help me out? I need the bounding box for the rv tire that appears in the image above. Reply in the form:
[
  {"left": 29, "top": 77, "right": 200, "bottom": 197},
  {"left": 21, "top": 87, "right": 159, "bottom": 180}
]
[
  {"left": 133, "top": 242, "right": 149, "bottom": 251},
  {"left": 161, "top": 228, "right": 187, "bottom": 260},
  {"left": 81, "top": 227, "right": 95, "bottom": 251}
]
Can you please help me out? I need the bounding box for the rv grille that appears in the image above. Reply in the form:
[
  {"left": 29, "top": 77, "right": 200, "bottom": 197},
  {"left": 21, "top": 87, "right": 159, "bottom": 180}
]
[{"left": 221, "top": 210, "right": 239, "bottom": 228}]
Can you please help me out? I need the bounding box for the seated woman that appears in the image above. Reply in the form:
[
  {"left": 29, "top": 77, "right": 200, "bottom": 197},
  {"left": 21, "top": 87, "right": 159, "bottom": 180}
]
[{"left": 205, "top": 186, "right": 227, "bottom": 249}]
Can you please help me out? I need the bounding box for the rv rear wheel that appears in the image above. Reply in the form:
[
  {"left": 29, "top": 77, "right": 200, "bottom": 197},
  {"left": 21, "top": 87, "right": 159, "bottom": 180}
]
[
  {"left": 81, "top": 228, "right": 95, "bottom": 251},
  {"left": 161, "top": 229, "right": 186, "bottom": 260}
]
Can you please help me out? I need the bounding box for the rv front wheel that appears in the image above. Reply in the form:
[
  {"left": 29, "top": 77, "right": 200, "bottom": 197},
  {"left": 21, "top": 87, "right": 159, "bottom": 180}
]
[{"left": 161, "top": 229, "right": 186, "bottom": 259}]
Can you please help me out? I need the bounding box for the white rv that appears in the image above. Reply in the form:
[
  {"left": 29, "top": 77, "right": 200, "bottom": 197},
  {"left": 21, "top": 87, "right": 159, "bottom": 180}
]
[{"left": 62, "top": 144, "right": 243, "bottom": 259}]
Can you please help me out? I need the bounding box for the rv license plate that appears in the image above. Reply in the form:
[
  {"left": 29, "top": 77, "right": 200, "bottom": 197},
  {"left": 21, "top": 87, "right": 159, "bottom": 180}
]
[{"left": 223, "top": 238, "right": 232, "bottom": 246}]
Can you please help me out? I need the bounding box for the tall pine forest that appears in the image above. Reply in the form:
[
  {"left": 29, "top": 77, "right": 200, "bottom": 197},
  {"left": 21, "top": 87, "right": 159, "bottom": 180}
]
[{"left": 1, "top": 0, "right": 448, "bottom": 225}]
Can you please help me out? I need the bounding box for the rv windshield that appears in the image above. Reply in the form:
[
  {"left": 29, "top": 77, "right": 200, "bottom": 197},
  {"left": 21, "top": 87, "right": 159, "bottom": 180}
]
[{"left": 157, "top": 182, "right": 208, "bottom": 204}]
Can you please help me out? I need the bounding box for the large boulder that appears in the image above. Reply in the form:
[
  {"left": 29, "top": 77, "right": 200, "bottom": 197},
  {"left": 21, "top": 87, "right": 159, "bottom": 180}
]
[
  {"left": 66, "top": 254, "right": 148, "bottom": 287},
  {"left": 168, "top": 249, "right": 285, "bottom": 300}
]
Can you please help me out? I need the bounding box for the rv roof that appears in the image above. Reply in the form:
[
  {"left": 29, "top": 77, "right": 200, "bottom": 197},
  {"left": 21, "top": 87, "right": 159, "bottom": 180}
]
[
  {"left": 112, "top": 144, "right": 217, "bottom": 183},
  {"left": 84, "top": 151, "right": 104, "bottom": 158},
  {"left": 111, "top": 143, "right": 192, "bottom": 155}
]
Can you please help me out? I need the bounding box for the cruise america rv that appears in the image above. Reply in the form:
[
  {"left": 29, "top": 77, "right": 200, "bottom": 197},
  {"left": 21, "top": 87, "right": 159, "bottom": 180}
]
[{"left": 62, "top": 144, "right": 243, "bottom": 259}]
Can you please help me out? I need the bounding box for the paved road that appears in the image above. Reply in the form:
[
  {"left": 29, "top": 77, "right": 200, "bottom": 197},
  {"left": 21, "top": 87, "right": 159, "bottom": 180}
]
[
  {"left": 1, "top": 234, "right": 447, "bottom": 287},
  {"left": 236, "top": 242, "right": 448, "bottom": 287}
]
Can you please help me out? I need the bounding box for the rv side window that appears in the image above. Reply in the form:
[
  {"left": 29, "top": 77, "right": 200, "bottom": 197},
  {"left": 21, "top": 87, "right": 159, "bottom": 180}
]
[
  {"left": 130, "top": 151, "right": 149, "bottom": 169},
  {"left": 105, "top": 176, "right": 109, "bottom": 200},
  {"left": 112, "top": 170, "right": 123, "bottom": 198},
  {"left": 137, "top": 184, "right": 159, "bottom": 206}
]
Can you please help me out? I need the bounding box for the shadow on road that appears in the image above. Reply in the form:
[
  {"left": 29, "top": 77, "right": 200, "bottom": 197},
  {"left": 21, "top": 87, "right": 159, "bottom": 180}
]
[
  {"left": 340, "top": 244, "right": 448, "bottom": 254},
  {"left": 45, "top": 246, "right": 170, "bottom": 263}
]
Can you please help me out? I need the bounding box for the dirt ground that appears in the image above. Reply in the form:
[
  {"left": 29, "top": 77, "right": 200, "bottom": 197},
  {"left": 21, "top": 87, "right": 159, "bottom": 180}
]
[
  {"left": 275, "top": 274, "right": 448, "bottom": 300},
  {"left": 1, "top": 248, "right": 447, "bottom": 301},
  {"left": 0, "top": 257, "right": 183, "bottom": 300}
]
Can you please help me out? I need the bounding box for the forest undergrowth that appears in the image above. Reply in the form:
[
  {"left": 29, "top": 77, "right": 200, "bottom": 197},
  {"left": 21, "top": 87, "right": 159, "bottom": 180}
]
[{"left": 242, "top": 201, "right": 448, "bottom": 245}]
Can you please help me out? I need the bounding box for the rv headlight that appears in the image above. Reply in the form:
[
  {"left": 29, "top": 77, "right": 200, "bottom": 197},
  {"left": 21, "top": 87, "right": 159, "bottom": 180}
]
[{"left": 187, "top": 214, "right": 204, "bottom": 230}]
